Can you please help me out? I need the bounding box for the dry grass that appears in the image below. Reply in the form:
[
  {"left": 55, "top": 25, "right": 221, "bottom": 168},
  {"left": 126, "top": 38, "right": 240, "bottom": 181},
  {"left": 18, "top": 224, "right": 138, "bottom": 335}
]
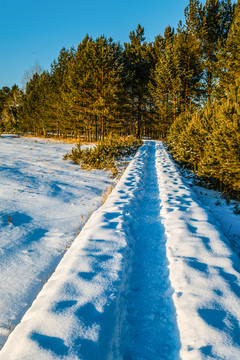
[
  {"left": 101, "top": 184, "right": 115, "bottom": 205},
  {"left": 22, "top": 134, "right": 96, "bottom": 145}
]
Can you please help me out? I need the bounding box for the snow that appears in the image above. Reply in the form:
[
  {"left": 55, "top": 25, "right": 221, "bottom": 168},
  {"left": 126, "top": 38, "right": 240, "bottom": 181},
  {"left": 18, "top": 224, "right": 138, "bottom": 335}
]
[
  {"left": 156, "top": 142, "right": 240, "bottom": 359},
  {"left": 0, "top": 135, "right": 112, "bottom": 348},
  {"left": 0, "top": 139, "right": 240, "bottom": 359},
  {"left": 190, "top": 187, "right": 240, "bottom": 257}
]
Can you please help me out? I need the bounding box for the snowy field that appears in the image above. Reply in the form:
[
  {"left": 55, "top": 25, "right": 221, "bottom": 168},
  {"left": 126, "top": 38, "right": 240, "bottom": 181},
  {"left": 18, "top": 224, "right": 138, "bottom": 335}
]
[
  {"left": 0, "top": 135, "right": 112, "bottom": 347},
  {"left": 0, "top": 138, "right": 240, "bottom": 359}
]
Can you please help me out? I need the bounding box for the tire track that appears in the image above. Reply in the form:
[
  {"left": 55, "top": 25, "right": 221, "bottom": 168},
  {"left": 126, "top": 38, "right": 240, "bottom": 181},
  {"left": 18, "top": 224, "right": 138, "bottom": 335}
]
[{"left": 116, "top": 141, "right": 181, "bottom": 360}]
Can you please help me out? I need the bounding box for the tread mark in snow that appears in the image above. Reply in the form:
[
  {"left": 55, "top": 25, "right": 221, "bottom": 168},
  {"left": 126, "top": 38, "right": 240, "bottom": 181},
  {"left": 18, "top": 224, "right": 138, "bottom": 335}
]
[
  {"left": 31, "top": 332, "right": 69, "bottom": 356},
  {"left": 117, "top": 142, "right": 181, "bottom": 360}
]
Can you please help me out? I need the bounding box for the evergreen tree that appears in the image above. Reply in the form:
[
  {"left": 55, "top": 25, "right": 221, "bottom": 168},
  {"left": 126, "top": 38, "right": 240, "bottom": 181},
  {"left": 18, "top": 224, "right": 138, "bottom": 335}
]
[
  {"left": 66, "top": 35, "right": 125, "bottom": 140},
  {"left": 184, "top": 0, "right": 202, "bottom": 33},
  {"left": 200, "top": 0, "right": 234, "bottom": 98},
  {"left": 170, "top": 101, "right": 216, "bottom": 171},
  {"left": 1, "top": 85, "right": 22, "bottom": 132},
  {"left": 177, "top": 1, "right": 204, "bottom": 108},
  {"left": 167, "top": 107, "right": 195, "bottom": 161},
  {"left": 49, "top": 47, "right": 74, "bottom": 137},
  {"left": 36, "top": 71, "right": 55, "bottom": 136},
  {"left": 199, "top": 80, "right": 240, "bottom": 191},
  {"left": 90, "top": 36, "right": 126, "bottom": 139},
  {"left": 64, "top": 36, "right": 93, "bottom": 138},
  {"left": 124, "top": 24, "right": 153, "bottom": 137},
  {"left": 0, "top": 87, "right": 10, "bottom": 131},
  {"left": 218, "top": 1, "right": 240, "bottom": 91},
  {"left": 149, "top": 26, "right": 181, "bottom": 137},
  {"left": 0, "top": 87, "right": 10, "bottom": 117},
  {"left": 19, "top": 73, "right": 42, "bottom": 135}
]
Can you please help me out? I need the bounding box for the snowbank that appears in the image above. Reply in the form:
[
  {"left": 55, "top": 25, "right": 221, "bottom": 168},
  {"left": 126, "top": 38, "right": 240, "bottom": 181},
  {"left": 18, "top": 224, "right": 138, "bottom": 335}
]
[
  {"left": 0, "top": 143, "right": 148, "bottom": 360},
  {"left": 156, "top": 142, "right": 240, "bottom": 360}
]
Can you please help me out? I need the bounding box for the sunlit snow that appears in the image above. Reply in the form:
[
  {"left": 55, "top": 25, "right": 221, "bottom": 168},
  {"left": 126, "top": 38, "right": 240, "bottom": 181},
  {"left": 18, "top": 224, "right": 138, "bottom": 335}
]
[{"left": 0, "top": 138, "right": 240, "bottom": 360}]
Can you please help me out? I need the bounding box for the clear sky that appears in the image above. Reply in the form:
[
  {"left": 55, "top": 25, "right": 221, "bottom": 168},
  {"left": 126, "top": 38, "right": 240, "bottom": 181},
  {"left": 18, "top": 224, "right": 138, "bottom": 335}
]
[{"left": 0, "top": 0, "right": 190, "bottom": 88}]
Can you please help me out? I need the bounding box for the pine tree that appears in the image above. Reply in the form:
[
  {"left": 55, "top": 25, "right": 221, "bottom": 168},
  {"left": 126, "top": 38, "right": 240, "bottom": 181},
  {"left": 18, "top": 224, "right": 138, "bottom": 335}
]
[
  {"left": 167, "top": 107, "right": 195, "bottom": 162},
  {"left": 199, "top": 80, "right": 240, "bottom": 191},
  {"left": 218, "top": 1, "right": 240, "bottom": 90},
  {"left": 174, "top": 101, "right": 216, "bottom": 171},
  {"left": 0, "top": 87, "right": 10, "bottom": 131},
  {"left": 124, "top": 24, "right": 153, "bottom": 137},
  {"left": 1, "top": 85, "right": 22, "bottom": 132},
  {"left": 64, "top": 36, "right": 94, "bottom": 138},
  {"left": 177, "top": 0, "right": 204, "bottom": 108},
  {"left": 36, "top": 71, "right": 56, "bottom": 136},
  {"left": 49, "top": 47, "right": 74, "bottom": 137},
  {"left": 90, "top": 36, "right": 126, "bottom": 140},
  {"left": 184, "top": 0, "right": 202, "bottom": 33},
  {"left": 200, "top": 0, "right": 234, "bottom": 99},
  {"left": 66, "top": 35, "right": 125, "bottom": 140},
  {"left": 19, "top": 73, "right": 42, "bottom": 135},
  {"left": 150, "top": 26, "right": 186, "bottom": 137}
]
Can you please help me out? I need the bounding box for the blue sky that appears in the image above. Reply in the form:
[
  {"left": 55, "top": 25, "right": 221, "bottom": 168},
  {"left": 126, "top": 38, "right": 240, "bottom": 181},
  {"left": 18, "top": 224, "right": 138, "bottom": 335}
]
[{"left": 0, "top": 0, "right": 190, "bottom": 88}]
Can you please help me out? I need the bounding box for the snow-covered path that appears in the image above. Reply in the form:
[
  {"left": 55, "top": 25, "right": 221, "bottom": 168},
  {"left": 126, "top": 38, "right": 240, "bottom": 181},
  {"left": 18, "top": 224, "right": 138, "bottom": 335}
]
[
  {"left": 0, "top": 140, "right": 240, "bottom": 360},
  {"left": 117, "top": 142, "right": 180, "bottom": 359}
]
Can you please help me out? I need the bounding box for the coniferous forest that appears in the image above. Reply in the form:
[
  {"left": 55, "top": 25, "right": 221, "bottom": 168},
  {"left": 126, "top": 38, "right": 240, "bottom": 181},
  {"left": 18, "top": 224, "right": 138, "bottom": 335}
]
[{"left": 0, "top": 0, "right": 240, "bottom": 194}]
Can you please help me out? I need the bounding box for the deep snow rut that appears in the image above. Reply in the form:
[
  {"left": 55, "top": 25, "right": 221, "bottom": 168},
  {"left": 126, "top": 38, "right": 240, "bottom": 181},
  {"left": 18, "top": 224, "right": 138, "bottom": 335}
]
[{"left": 117, "top": 142, "right": 181, "bottom": 360}]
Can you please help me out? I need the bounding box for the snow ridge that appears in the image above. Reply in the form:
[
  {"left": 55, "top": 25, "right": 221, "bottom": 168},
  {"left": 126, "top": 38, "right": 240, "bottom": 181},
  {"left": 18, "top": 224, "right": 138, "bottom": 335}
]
[
  {"left": 0, "top": 143, "right": 149, "bottom": 360},
  {"left": 156, "top": 142, "right": 240, "bottom": 360}
]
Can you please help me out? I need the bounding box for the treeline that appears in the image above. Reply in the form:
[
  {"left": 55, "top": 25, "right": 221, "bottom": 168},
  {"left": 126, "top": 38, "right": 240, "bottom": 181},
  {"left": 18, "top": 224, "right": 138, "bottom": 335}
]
[
  {"left": 0, "top": 0, "right": 239, "bottom": 192},
  {"left": 167, "top": 0, "right": 240, "bottom": 193},
  {"left": 0, "top": 31, "right": 154, "bottom": 140}
]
